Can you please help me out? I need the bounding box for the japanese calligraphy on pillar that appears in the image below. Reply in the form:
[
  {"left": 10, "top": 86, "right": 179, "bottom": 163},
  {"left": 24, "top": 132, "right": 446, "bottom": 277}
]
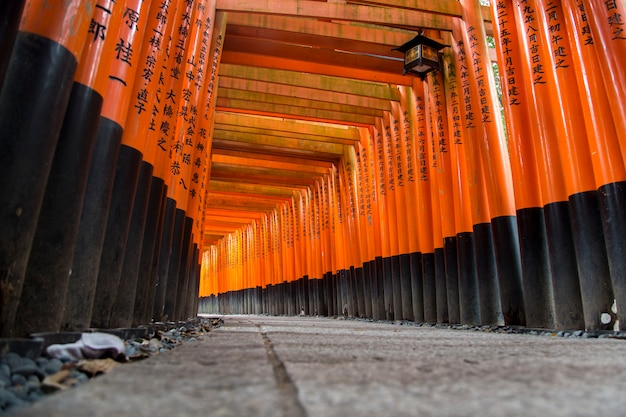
[
  {"left": 356, "top": 150, "right": 366, "bottom": 219},
  {"left": 574, "top": 0, "right": 594, "bottom": 44},
  {"left": 445, "top": 60, "right": 464, "bottom": 144},
  {"left": 392, "top": 115, "right": 404, "bottom": 188},
  {"left": 402, "top": 110, "right": 415, "bottom": 181},
  {"left": 455, "top": 40, "right": 478, "bottom": 129},
  {"left": 383, "top": 120, "right": 395, "bottom": 192},
  {"left": 517, "top": 0, "right": 548, "bottom": 84},
  {"left": 544, "top": 1, "right": 571, "bottom": 70},
  {"left": 430, "top": 74, "right": 448, "bottom": 152},
  {"left": 605, "top": 0, "right": 626, "bottom": 40},
  {"left": 415, "top": 94, "right": 428, "bottom": 181},
  {"left": 495, "top": 1, "right": 522, "bottom": 105},
  {"left": 375, "top": 128, "right": 386, "bottom": 196},
  {"left": 466, "top": 26, "right": 493, "bottom": 122}
]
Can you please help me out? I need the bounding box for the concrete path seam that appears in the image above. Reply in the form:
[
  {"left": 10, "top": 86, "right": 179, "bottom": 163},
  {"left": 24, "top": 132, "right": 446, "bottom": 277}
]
[{"left": 256, "top": 324, "right": 309, "bottom": 417}]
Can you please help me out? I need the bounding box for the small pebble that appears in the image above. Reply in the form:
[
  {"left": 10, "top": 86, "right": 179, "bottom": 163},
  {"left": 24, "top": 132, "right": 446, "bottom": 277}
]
[
  {"left": 43, "top": 358, "right": 63, "bottom": 375},
  {"left": 11, "top": 374, "right": 27, "bottom": 386}
]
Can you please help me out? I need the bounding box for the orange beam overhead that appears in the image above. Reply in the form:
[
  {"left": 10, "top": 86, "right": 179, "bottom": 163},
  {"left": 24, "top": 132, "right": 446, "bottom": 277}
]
[{"left": 215, "top": 0, "right": 458, "bottom": 31}]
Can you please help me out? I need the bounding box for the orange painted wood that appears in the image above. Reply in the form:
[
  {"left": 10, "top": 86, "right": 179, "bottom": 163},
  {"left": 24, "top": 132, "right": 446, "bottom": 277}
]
[
  {"left": 218, "top": 63, "right": 402, "bottom": 101},
  {"left": 423, "top": 80, "right": 444, "bottom": 249},
  {"left": 99, "top": 0, "right": 152, "bottom": 127},
  {"left": 509, "top": 0, "right": 571, "bottom": 204},
  {"left": 458, "top": 0, "right": 517, "bottom": 218},
  {"left": 221, "top": 50, "right": 412, "bottom": 86},
  {"left": 74, "top": 0, "right": 122, "bottom": 97},
  {"left": 372, "top": 122, "right": 392, "bottom": 259},
  {"left": 396, "top": 87, "right": 421, "bottom": 254},
  {"left": 440, "top": 54, "right": 474, "bottom": 234},
  {"left": 218, "top": 87, "right": 384, "bottom": 118},
  {"left": 20, "top": 0, "right": 94, "bottom": 58},
  {"left": 215, "top": 0, "right": 456, "bottom": 31},
  {"left": 410, "top": 80, "right": 435, "bottom": 253},
  {"left": 122, "top": 0, "right": 180, "bottom": 154},
  {"left": 563, "top": 0, "right": 626, "bottom": 186},
  {"left": 219, "top": 76, "right": 392, "bottom": 112},
  {"left": 582, "top": 0, "right": 626, "bottom": 162},
  {"left": 489, "top": 0, "right": 545, "bottom": 210}
]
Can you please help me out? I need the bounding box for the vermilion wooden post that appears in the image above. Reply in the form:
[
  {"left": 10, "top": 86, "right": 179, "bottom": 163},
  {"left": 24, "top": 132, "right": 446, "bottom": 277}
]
[
  {"left": 90, "top": 0, "right": 154, "bottom": 329},
  {"left": 411, "top": 79, "right": 437, "bottom": 323},
  {"left": 372, "top": 120, "right": 394, "bottom": 320},
  {"left": 19, "top": 0, "right": 120, "bottom": 335},
  {"left": 428, "top": 70, "right": 460, "bottom": 325},
  {"left": 389, "top": 105, "right": 414, "bottom": 321},
  {"left": 458, "top": 0, "right": 527, "bottom": 326},
  {"left": 354, "top": 146, "right": 368, "bottom": 317},
  {"left": 441, "top": 50, "right": 481, "bottom": 326},
  {"left": 511, "top": 0, "right": 612, "bottom": 330},
  {"left": 536, "top": 0, "right": 613, "bottom": 331},
  {"left": 581, "top": 0, "right": 626, "bottom": 153},
  {"left": 0, "top": 0, "right": 93, "bottom": 336},
  {"left": 575, "top": 0, "right": 626, "bottom": 330},
  {"left": 113, "top": 0, "right": 194, "bottom": 328},
  {"left": 361, "top": 128, "right": 385, "bottom": 319},
  {"left": 397, "top": 87, "right": 425, "bottom": 322},
  {"left": 490, "top": 0, "right": 555, "bottom": 329},
  {"left": 508, "top": 0, "right": 584, "bottom": 330},
  {"left": 423, "top": 78, "right": 448, "bottom": 324}
]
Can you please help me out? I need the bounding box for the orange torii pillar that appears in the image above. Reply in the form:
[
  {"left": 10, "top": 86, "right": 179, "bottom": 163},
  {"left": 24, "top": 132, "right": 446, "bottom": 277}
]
[
  {"left": 371, "top": 123, "right": 394, "bottom": 320},
  {"left": 357, "top": 131, "right": 385, "bottom": 320},
  {"left": 379, "top": 116, "right": 404, "bottom": 320},
  {"left": 397, "top": 88, "right": 425, "bottom": 322},
  {"left": 581, "top": 0, "right": 626, "bottom": 330},
  {"left": 441, "top": 51, "right": 482, "bottom": 326},
  {"left": 112, "top": 0, "right": 202, "bottom": 329},
  {"left": 459, "top": 0, "right": 527, "bottom": 326},
  {"left": 411, "top": 81, "right": 438, "bottom": 323},
  {"left": 448, "top": 33, "right": 503, "bottom": 326},
  {"left": 0, "top": 0, "right": 94, "bottom": 336},
  {"left": 490, "top": 0, "right": 555, "bottom": 329},
  {"left": 355, "top": 144, "right": 374, "bottom": 318},
  {"left": 423, "top": 75, "right": 449, "bottom": 324},
  {"left": 131, "top": 0, "right": 190, "bottom": 327},
  {"left": 388, "top": 107, "right": 415, "bottom": 321},
  {"left": 189, "top": 9, "right": 226, "bottom": 318},
  {"left": 89, "top": 0, "right": 154, "bottom": 329},
  {"left": 16, "top": 0, "right": 122, "bottom": 336},
  {"left": 160, "top": 0, "right": 201, "bottom": 323},
  {"left": 170, "top": 0, "right": 215, "bottom": 322},
  {"left": 512, "top": 0, "right": 613, "bottom": 330}
]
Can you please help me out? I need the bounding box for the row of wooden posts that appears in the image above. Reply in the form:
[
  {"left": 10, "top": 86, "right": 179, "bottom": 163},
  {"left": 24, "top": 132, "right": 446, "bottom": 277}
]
[
  {"left": 199, "top": 0, "right": 626, "bottom": 332},
  {"left": 0, "top": 0, "right": 227, "bottom": 337}
]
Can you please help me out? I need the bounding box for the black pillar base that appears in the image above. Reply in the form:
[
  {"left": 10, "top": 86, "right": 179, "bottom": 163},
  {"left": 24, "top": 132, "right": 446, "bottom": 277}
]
[
  {"left": 517, "top": 207, "right": 555, "bottom": 329},
  {"left": 491, "top": 216, "right": 526, "bottom": 326},
  {"left": 473, "top": 222, "right": 503, "bottom": 326},
  {"left": 443, "top": 237, "right": 460, "bottom": 324},
  {"left": 569, "top": 191, "right": 615, "bottom": 330},
  {"left": 457, "top": 232, "right": 480, "bottom": 326}
]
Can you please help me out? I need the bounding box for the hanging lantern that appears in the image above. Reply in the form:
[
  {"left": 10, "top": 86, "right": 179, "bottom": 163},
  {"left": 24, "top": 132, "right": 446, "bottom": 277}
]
[{"left": 394, "top": 31, "right": 447, "bottom": 80}]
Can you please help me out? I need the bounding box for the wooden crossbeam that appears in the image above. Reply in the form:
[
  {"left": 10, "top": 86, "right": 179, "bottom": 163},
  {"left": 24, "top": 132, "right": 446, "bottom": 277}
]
[
  {"left": 218, "top": 63, "right": 403, "bottom": 100},
  {"left": 212, "top": 128, "right": 348, "bottom": 154},
  {"left": 225, "top": 14, "right": 413, "bottom": 56},
  {"left": 218, "top": 77, "right": 392, "bottom": 112},
  {"left": 215, "top": 0, "right": 457, "bottom": 31},
  {"left": 214, "top": 111, "right": 362, "bottom": 139},
  {"left": 216, "top": 97, "right": 377, "bottom": 125},
  {"left": 218, "top": 87, "right": 384, "bottom": 118}
]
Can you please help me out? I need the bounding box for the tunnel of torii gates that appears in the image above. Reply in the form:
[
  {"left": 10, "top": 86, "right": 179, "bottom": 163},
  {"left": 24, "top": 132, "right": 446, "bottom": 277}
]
[{"left": 0, "top": 0, "right": 625, "bottom": 338}]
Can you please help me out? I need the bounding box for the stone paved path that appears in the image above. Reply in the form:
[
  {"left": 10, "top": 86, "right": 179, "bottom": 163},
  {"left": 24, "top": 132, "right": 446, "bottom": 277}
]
[{"left": 11, "top": 315, "right": 626, "bottom": 417}]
